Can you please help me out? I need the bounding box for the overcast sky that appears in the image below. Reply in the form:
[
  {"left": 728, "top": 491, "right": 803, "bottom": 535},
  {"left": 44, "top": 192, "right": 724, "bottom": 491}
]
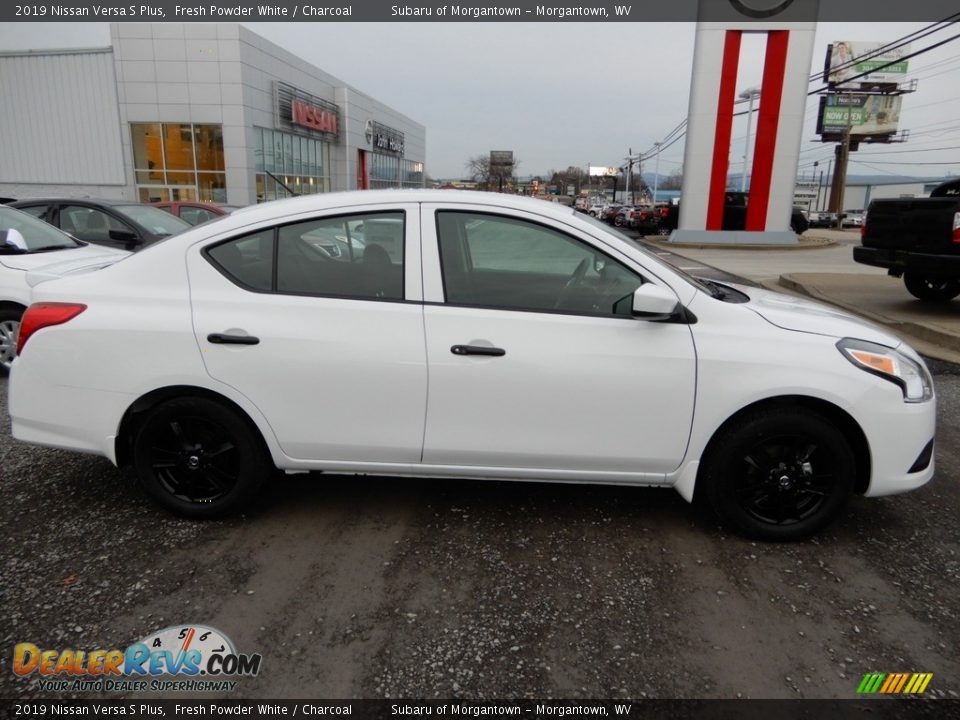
[{"left": 2, "top": 21, "right": 958, "bottom": 180}]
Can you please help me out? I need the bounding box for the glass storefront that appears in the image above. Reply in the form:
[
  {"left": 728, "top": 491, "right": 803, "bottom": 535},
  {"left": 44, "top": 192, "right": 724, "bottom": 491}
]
[
  {"left": 131, "top": 123, "right": 226, "bottom": 203},
  {"left": 254, "top": 127, "right": 331, "bottom": 202},
  {"left": 369, "top": 154, "right": 424, "bottom": 190}
]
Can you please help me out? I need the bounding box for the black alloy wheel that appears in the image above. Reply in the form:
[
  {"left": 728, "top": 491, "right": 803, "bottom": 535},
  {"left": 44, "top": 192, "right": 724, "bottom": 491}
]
[
  {"left": 702, "top": 407, "right": 854, "bottom": 540},
  {"left": 132, "top": 397, "right": 269, "bottom": 518}
]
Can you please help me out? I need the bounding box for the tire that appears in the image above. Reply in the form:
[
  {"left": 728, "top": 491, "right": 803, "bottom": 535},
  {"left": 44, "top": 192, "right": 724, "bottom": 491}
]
[
  {"left": 903, "top": 273, "right": 960, "bottom": 303},
  {"left": 614, "top": 216, "right": 625, "bottom": 227},
  {"left": 701, "top": 407, "right": 854, "bottom": 541},
  {"left": 0, "top": 308, "right": 23, "bottom": 377},
  {"left": 656, "top": 224, "right": 671, "bottom": 237},
  {"left": 132, "top": 397, "right": 271, "bottom": 518}
]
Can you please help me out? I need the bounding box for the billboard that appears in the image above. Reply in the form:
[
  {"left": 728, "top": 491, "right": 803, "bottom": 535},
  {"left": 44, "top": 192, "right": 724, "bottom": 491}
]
[
  {"left": 816, "top": 93, "right": 902, "bottom": 136},
  {"left": 588, "top": 166, "right": 619, "bottom": 177},
  {"left": 827, "top": 41, "right": 910, "bottom": 85},
  {"left": 489, "top": 150, "right": 514, "bottom": 169}
]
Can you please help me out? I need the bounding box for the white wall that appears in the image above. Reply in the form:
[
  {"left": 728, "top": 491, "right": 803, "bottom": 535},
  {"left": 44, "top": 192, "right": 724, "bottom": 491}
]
[{"left": 0, "top": 49, "right": 126, "bottom": 197}]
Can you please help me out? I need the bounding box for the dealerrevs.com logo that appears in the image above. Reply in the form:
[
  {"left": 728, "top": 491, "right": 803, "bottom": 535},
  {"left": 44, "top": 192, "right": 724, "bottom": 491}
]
[{"left": 12, "top": 625, "right": 262, "bottom": 693}]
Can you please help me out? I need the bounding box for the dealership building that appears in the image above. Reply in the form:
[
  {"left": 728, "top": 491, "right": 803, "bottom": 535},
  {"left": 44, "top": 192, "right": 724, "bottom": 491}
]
[{"left": 0, "top": 23, "right": 426, "bottom": 205}]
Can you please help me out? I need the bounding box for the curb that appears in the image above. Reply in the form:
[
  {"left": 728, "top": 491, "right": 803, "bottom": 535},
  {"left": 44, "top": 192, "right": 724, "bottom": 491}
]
[
  {"left": 773, "top": 275, "right": 960, "bottom": 364},
  {"left": 640, "top": 235, "right": 838, "bottom": 251}
]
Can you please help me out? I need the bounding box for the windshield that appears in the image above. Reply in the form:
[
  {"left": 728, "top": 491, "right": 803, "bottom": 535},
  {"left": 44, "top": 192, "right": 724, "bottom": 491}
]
[
  {"left": 578, "top": 212, "right": 716, "bottom": 295},
  {"left": 0, "top": 206, "right": 82, "bottom": 252},
  {"left": 114, "top": 204, "right": 191, "bottom": 237}
]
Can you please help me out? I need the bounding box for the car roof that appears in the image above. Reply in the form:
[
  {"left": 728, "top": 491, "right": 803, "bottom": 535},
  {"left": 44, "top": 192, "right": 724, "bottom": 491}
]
[
  {"left": 226, "top": 190, "right": 577, "bottom": 226},
  {"left": 153, "top": 201, "right": 225, "bottom": 208},
  {"left": 11, "top": 198, "right": 136, "bottom": 207}
]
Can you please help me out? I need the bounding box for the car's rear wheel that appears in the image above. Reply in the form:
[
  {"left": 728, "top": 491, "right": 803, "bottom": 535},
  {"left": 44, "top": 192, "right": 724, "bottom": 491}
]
[
  {"left": 656, "top": 224, "right": 671, "bottom": 237},
  {"left": 701, "top": 407, "right": 854, "bottom": 541},
  {"left": 903, "top": 273, "right": 960, "bottom": 303},
  {"left": 0, "top": 308, "right": 22, "bottom": 376},
  {"left": 132, "top": 397, "right": 270, "bottom": 518}
]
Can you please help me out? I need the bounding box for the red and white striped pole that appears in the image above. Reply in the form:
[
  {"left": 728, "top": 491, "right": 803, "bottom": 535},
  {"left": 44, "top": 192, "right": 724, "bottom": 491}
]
[{"left": 677, "top": 14, "right": 816, "bottom": 243}]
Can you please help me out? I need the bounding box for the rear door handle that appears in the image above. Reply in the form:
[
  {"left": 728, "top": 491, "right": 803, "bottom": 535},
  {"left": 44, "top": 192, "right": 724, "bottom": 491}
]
[
  {"left": 207, "top": 333, "right": 260, "bottom": 345},
  {"left": 451, "top": 345, "right": 505, "bottom": 357}
]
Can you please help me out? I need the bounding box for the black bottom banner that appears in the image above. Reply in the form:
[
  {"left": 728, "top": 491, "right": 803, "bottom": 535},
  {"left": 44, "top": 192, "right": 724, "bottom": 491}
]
[{"left": 2, "top": 699, "right": 959, "bottom": 720}]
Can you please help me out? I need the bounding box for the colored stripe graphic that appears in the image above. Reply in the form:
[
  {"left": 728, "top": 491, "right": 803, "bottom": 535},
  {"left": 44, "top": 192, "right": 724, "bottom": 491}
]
[
  {"left": 857, "top": 673, "right": 885, "bottom": 693},
  {"left": 858, "top": 672, "right": 932, "bottom": 694}
]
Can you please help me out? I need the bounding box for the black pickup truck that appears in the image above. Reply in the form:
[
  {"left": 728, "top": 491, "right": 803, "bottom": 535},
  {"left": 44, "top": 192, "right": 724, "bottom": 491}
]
[{"left": 853, "top": 178, "right": 960, "bottom": 302}]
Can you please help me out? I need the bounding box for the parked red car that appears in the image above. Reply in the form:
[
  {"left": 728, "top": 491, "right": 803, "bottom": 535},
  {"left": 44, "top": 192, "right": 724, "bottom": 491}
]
[{"left": 151, "top": 201, "right": 234, "bottom": 226}]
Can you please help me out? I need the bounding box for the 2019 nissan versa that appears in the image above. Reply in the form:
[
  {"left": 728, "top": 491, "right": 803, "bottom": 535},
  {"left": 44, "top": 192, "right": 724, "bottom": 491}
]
[{"left": 8, "top": 191, "right": 936, "bottom": 540}]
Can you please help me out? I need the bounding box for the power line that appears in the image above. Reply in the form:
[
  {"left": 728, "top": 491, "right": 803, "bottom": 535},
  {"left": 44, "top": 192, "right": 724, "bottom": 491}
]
[
  {"left": 640, "top": 23, "right": 960, "bottom": 173},
  {"left": 808, "top": 31, "right": 960, "bottom": 95},
  {"left": 808, "top": 16, "right": 960, "bottom": 83},
  {"left": 856, "top": 145, "right": 960, "bottom": 156},
  {"left": 848, "top": 160, "right": 913, "bottom": 176},
  {"left": 848, "top": 159, "right": 959, "bottom": 165}
]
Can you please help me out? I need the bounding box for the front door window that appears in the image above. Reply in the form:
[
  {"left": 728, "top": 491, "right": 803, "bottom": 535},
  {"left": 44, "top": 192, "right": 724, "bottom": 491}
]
[{"left": 436, "top": 211, "right": 644, "bottom": 316}]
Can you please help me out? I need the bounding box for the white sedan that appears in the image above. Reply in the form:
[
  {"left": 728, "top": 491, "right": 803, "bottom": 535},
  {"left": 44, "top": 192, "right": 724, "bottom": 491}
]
[
  {"left": 8, "top": 191, "right": 936, "bottom": 540},
  {"left": 0, "top": 205, "right": 129, "bottom": 375}
]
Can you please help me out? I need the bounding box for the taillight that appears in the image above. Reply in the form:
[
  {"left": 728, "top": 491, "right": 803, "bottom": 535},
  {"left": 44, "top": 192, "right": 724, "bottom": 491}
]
[
  {"left": 861, "top": 212, "right": 868, "bottom": 239},
  {"left": 953, "top": 212, "right": 960, "bottom": 244},
  {"left": 16, "top": 303, "right": 87, "bottom": 356}
]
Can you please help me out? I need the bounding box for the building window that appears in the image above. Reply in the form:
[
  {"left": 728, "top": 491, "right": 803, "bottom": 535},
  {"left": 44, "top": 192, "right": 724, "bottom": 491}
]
[
  {"left": 254, "top": 127, "right": 331, "bottom": 203},
  {"left": 131, "top": 123, "right": 226, "bottom": 203},
  {"left": 368, "top": 154, "right": 424, "bottom": 189}
]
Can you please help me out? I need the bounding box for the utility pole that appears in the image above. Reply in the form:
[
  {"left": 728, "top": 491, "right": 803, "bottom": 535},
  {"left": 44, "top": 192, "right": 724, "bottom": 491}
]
[
  {"left": 625, "top": 148, "right": 632, "bottom": 205},
  {"left": 828, "top": 96, "right": 855, "bottom": 227},
  {"left": 653, "top": 142, "right": 661, "bottom": 204}
]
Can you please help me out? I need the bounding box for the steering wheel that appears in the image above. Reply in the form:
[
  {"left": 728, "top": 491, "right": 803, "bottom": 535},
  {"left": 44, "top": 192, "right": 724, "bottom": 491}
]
[{"left": 554, "top": 258, "right": 590, "bottom": 309}]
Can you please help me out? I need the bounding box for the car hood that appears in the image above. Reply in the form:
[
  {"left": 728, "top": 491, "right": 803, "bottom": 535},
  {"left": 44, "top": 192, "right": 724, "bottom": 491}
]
[
  {"left": 0, "top": 243, "right": 128, "bottom": 272},
  {"left": 734, "top": 283, "right": 903, "bottom": 348}
]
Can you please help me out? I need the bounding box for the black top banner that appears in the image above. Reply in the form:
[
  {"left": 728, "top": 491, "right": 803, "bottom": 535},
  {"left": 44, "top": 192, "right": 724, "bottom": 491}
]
[{"left": 4, "top": 0, "right": 960, "bottom": 23}]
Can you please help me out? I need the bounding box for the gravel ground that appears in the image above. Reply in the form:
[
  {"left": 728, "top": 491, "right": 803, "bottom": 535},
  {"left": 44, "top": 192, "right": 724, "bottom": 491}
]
[{"left": 1, "top": 364, "right": 958, "bottom": 701}]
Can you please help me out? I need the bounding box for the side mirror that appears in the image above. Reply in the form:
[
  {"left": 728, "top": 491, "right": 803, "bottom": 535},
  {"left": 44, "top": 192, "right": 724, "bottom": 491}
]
[
  {"left": 109, "top": 229, "right": 141, "bottom": 250},
  {"left": 632, "top": 284, "right": 680, "bottom": 320}
]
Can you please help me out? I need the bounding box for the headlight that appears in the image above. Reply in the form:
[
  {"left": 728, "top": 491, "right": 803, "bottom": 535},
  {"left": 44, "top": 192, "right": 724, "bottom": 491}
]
[{"left": 837, "top": 338, "right": 933, "bottom": 403}]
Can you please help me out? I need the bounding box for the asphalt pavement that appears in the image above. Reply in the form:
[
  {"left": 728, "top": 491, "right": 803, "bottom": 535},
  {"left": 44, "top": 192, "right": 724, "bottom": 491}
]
[{"left": 2, "top": 226, "right": 959, "bottom": 702}]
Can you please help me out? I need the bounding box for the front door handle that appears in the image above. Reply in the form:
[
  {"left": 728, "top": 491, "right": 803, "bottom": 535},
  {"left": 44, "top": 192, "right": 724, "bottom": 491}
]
[
  {"left": 451, "top": 344, "right": 505, "bottom": 357},
  {"left": 208, "top": 333, "right": 260, "bottom": 345}
]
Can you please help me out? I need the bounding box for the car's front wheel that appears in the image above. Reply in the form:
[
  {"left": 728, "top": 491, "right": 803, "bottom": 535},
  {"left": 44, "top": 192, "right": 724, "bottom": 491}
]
[
  {"left": 132, "top": 397, "right": 270, "bottom": 518},
  {"left": 0, "top": 308, "right": 23, "bottom": 377},
  {"left": 903, "top": 273, "right": 960, "bottom": 303},
  {"left": 701, "top": 407, "right": 855, "bottom": 541}
]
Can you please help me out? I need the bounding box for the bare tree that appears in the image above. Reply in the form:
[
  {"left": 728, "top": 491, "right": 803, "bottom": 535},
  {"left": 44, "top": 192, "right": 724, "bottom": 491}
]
[
  {"left": 465, "top": 155, "right": 492, "bottom": 187},
  {"left": 465, "top": 153, "right": 520, "bottom": 191},
  {"left": 548, "top": 166, "right": 587, "bottom": 194}
]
